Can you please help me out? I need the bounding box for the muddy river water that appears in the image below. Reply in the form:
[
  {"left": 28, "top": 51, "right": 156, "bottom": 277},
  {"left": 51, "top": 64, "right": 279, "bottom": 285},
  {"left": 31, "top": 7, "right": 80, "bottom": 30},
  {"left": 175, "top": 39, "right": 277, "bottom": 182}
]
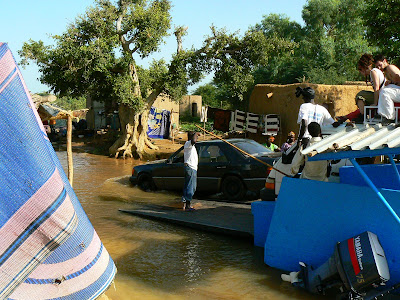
[{"left": 57, "top": 152, "right": 331, "bottom": 300}]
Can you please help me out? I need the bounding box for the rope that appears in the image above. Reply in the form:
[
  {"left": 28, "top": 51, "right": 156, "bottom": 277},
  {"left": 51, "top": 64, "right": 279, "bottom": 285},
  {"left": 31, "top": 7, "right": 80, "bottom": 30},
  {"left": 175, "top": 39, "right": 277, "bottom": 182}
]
[{"left": 194, "top": 125, "right": 291, "bottom": 177}]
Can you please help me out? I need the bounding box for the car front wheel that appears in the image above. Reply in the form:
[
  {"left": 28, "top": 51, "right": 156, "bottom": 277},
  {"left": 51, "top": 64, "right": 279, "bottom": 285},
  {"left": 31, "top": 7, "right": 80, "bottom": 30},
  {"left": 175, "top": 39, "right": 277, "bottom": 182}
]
[
  {"left": 221, "top": 175, "right": 246, "bottom": 201},
  {"left": 137, "top": 173, "right": 155, "bottom": 191}
]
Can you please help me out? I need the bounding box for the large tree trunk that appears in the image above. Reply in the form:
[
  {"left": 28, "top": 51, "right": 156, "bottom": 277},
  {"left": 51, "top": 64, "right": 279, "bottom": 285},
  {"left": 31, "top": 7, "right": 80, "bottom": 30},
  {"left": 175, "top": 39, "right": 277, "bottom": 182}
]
[{"left": 109, "top": 104, "right": 158, "bottom": 159}]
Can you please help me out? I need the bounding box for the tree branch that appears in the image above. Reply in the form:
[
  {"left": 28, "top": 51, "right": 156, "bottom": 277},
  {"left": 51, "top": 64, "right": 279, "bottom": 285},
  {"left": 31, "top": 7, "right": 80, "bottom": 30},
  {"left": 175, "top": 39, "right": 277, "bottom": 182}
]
[
  {"left": 174, "top": 26, "right": 188, "bottom": 54},
  {"left": 117, "top": 15, "right": 132, "bottom": 55},
  {"left": 145, "top": 83, "right": 164, "bottom": 109}
]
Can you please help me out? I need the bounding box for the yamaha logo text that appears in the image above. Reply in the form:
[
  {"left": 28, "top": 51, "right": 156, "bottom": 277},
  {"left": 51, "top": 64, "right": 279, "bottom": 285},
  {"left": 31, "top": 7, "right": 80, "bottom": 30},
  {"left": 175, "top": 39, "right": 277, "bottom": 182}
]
[{"left": 355, "top": 236, "right": 364, "bottom": 271}]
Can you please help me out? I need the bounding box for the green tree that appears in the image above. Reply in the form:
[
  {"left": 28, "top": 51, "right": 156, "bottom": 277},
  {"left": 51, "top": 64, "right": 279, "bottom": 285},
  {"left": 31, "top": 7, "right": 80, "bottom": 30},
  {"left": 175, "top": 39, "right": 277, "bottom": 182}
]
[
  {"left": 192, "top": 83, "right": 219, "bottom": 108},
  {"left": 54, "top": 96, "right": 87, "bottom": 111},
  {"left": 192, "top": 81, "right": 248, "bottom": 111},
  {"left": 251, "top": 14, "right": 305, "bottom": 84},
  {"left": 253, "top": 13, "right": 303, "bottom": 43},
  {"left": 21, "top": 0, "right": 173, "bottom": 158},
  {"left": 188, "top": 26, "right": 295, "bottom": 101},
  {"left": 249, "top": 2, "right": 373, "bottom": 86},
  {"left": 20, "top": 1, "right": 294, "bottom": 158},
  {"left": 301, "top": 0, "right": 373, "bottom": 84},
  {"left": 196, "top": 0, "right": 375, "bottom": 106},
  {"left": 362, "top": 0, "right": 400, "bottom": 62}
]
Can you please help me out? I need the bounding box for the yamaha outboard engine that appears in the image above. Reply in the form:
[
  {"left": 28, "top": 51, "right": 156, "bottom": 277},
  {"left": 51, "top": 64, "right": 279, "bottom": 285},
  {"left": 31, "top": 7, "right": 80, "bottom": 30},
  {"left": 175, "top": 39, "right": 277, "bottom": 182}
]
[{"left": 283, "top": 231, "right": 394, "bottom": 299}]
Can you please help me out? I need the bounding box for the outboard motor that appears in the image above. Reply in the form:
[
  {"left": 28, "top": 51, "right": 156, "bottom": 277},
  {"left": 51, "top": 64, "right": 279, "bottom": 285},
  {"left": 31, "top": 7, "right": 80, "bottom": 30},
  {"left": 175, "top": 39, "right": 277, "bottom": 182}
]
[{"left": 283, "top": 231, "right": 395, "bottom": 299}]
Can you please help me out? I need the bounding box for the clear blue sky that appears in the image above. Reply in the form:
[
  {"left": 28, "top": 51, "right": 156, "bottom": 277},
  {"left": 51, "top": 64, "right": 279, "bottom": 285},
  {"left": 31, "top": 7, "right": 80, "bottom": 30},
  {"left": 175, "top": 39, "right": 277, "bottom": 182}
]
[{"left": 1, "top": 0, "right": 307, "bottom": 94}]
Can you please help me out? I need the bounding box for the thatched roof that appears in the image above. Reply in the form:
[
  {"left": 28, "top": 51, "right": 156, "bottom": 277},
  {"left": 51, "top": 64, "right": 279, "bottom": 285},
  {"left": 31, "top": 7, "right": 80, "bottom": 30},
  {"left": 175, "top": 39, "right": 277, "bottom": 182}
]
[
  {"left": 31, "top": 94, "right": 57, "bottom": 109},
  {"left": 37, "top": 103, "right": 88, "bottom": 121}
]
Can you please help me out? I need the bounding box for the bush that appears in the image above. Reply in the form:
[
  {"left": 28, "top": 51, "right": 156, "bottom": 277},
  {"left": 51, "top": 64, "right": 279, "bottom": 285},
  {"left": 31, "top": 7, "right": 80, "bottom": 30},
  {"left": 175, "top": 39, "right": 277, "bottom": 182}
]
[
  {"left": 179, "top": 119, "right": 223, "bottom": 136},
  {"left": 304, "top": 66, "right": 347, "bottom": 85}
]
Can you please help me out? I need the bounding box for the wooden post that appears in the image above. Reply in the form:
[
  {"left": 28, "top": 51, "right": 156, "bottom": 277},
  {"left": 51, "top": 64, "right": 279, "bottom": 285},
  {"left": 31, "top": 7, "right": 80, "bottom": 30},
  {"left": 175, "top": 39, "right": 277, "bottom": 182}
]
[
  {"left": 203, "top": 121, "right": 206, "bottom": 140},
  {"left": 67, "top": 114, "right": 74, "bottom": 187},
  {"left": 203, "top": 109, "right": 206, "bottom": 141},
  {"left": 202, "top": 106, "right": 207, "bottom": 140},
  {"left": 171, "top": 109, "right": 174, "bottom": 144}
]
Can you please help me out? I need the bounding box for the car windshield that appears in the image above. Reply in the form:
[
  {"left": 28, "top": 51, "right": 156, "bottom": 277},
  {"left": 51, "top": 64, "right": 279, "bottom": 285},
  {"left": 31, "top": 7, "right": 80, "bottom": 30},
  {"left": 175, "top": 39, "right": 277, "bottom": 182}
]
[{"left": 232, "top": 140, "right": 273, "bottom": 157}]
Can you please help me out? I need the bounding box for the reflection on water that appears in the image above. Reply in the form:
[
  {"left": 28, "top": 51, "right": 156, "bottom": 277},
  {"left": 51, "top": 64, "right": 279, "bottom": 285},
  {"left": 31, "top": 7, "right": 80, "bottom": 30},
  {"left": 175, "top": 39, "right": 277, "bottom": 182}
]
[{"left": 57, "top": 152, "right": 331, "bottom": 300}]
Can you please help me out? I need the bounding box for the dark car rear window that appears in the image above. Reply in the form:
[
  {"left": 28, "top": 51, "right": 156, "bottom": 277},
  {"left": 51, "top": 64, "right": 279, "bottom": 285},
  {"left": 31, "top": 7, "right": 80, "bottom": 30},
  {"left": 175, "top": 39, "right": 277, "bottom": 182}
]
[{"left": 232, "top": 140, "right": 273, "bottom": 157}]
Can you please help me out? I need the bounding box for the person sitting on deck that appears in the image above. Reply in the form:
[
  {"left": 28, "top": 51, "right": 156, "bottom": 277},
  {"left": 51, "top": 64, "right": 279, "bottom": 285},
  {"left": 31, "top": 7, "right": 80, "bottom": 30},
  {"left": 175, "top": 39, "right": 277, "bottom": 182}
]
[
  {"left": 374, "top": 54, "right": 400, "bottom": 124},
  {"left": 335, "top": 54, "right": 386, "bottom": 124},
  {"left": 291, "top": 122, "right": 329, "bottom": 182}
]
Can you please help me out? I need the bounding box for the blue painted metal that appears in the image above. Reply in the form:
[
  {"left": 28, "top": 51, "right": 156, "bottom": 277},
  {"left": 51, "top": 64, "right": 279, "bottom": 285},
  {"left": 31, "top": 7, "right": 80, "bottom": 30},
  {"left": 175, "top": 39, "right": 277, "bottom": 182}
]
[
  {"left": 389, "top": 155, "right": 400, "bottom": 188},
  {"left": 251, "top": 201, "right": 275, "bottom": 247},
  {"left": 340, "top": 164, "right": 400, "bottom": 190},
  {"left": 350, "top": 158, "right": 400, "bottom": 225},
  {"left": 254, "top": 119, "right": 400, "bottom": 291},
  {"left": 264, "top": 177, "right": 400, "bottom": 288},
  {"left": 307, "top": 146, "right": 400, "bottom": 161}
]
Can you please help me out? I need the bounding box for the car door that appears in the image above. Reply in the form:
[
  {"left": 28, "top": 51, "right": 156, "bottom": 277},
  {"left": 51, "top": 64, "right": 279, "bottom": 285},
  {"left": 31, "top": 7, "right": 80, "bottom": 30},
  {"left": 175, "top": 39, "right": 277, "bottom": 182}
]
[
  {"left": 153, "top": 146, "right": 185, "bottom": 190},
  {"left": 196, "top": 143, "right": 230, "bottom": 193}
]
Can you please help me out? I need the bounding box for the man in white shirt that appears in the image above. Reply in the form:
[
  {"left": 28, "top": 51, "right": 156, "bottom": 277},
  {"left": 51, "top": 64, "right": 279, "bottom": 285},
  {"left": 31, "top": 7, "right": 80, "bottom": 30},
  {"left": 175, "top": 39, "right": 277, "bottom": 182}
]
[
  {"left": 295, "top": 87, "right": 335, "bottom": 146},
  {"left": 291, "top": 122, "right": 329, "bottom": 182},
  {"left": 182, "top": 131, "right": 199, "bottom": 211}
]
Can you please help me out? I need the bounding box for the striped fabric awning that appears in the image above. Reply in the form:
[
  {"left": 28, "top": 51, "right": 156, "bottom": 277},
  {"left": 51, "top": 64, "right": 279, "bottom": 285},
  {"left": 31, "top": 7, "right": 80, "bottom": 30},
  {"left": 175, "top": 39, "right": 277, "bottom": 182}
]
[{"left": 0, "top": 43, "right": 116, "bottom": 299}]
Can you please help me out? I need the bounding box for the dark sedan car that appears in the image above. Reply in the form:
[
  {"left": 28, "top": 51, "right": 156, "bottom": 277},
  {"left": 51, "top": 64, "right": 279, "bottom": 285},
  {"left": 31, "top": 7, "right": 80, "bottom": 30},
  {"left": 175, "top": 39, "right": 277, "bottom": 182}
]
[{"left": 130, "top": 138, "right": 281, "bottom": 200}]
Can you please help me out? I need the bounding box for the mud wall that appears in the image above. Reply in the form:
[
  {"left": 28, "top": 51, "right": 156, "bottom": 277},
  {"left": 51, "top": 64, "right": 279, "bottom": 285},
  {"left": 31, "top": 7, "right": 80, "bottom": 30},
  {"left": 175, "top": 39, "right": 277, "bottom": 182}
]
[
  {"left": 248, "top": 83, "right": 372, "bottom": 146},
  {"left": 180, "top": 95, "right": 202, "bottom": 118}
]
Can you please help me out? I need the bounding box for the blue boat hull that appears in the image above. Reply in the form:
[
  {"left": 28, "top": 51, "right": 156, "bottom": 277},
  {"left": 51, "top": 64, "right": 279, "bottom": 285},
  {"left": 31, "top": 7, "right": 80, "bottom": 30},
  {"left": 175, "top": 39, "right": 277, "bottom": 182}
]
[{"left": 253, "top": 173, "right": 400, "bottom": 288}]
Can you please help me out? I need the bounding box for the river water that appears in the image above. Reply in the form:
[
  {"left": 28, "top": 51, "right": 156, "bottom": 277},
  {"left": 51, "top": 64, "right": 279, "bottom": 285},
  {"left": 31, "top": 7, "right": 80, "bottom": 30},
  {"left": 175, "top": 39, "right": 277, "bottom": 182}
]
[{"left": 57, "top": 152, "right": 331, "bottom": 300}]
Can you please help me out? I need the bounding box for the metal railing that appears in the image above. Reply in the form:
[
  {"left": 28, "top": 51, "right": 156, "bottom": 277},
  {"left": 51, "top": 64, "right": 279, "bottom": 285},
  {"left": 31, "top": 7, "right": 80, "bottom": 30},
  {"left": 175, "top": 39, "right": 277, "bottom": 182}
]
[{"left": 364, "top": 106, "right": 400, "bottom": 124}]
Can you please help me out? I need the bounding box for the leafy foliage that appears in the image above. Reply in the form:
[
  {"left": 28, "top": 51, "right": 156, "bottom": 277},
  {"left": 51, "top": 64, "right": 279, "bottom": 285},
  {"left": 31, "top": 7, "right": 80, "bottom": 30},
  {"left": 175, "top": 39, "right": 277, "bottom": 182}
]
[
  {"left": 20, "top": 0, "right": 385, "bottom": 118},
  {"left": 194, "top": 2, "right": 374, "bottom": 107},
  {"left": 301, "top": 0, "right": 372, "bottom": 83},
  {"left": 20, "top": 0, "right": 292, "bottom": 116},
  {"left": 192, "top": 83, "right": 218, "bottom": 108},
  {"left": 185, "top": 26, "right": 296, "bottom": 102},
  {"left": 19, "top": 0, "right": 173, "bottom": 111},
  {"left": 305, "top": 67, "right": 347, "bottom": 85},
  {"left": 362, "top": 0, "right": 400, "bottom": 62},
  {"left": 179, "top": 115, "right": 220, "bottom": 134},
  {"left": 250, "top": 14, "right": 305, "bottom": 84},
  {"left": 252, "top": 13, "right": 304, "bottom": 43},
  {"left": 53, "top": 96, "right": 87, "bottom": 111},
  {"left": 249, "top": 0, "right": 372, "bottom": 86},
  {"left": 192, "top": 81, "right": 250, "bottom": 111}
]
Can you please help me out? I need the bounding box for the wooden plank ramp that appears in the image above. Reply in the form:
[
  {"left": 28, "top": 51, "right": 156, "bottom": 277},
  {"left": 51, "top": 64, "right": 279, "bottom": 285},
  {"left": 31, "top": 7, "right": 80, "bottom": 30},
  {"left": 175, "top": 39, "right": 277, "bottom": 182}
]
[{"left": 119, "top": 200, "right": 254, "bottom": 241}]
